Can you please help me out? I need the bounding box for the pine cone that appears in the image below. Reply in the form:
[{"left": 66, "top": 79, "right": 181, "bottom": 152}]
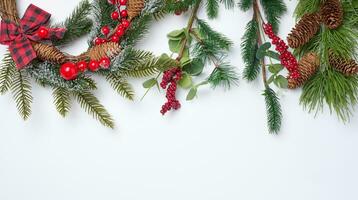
[
  {"left": 288, "top": 52, "right": 320, "bottom": 89},
  {"left": 329, "top": 52, "right": 358, "bottom": 76},
  {"left": 127, "top": 0, "right": 145, "bottom": 20},
  {"left": 287, "top": 13, "right": 321, "bottom": 49},
  {"left": 85, "top": 42, "right": 121, "bottom": 61},
  {"left": 32, "top": 42, "right": 67, "bottom": 64},
  {"left": 321, "top": 0, "right": 343, "bottom": 29}
]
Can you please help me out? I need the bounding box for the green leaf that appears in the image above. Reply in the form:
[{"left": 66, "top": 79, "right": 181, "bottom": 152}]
[
  {"left": 267, "top": 75, "right": 275, "bottom": 84},
  {"left": 256, "top": 42, "right": 271, "bottom": 59},
  {"left": 168, "top": 39, "right": 182, "bottom": 53},
  {"left": 186, "top": 87, "right": 197, "bottom": 101},
  {"left": 183, "top": 59, "right": 204, "bottom": 76},
  {"left": 167, "top": 29, "right": 185, "bottom": 40},
  {"left": 143, "top": 78, "right": 157, "bottom": 89},
  {"left": 180, "top": 48, "right": 191, "bottom": 65},
  {"left": 268, "top": 64, "right": 284, "bottom": 74},
  {"left": 178, "top": 73, "right": 193, "bottom": 89},
  {"left": 266, "top": 50, "right": 281, "bottom": 60},
  {"left": 274, "top": 75, "right": 288, "bottom": 88}
]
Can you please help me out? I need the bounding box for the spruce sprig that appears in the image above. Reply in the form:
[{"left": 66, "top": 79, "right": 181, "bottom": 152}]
[
  {"left": 11, "top": 71, "right": 33, "bottom": 120},
  {"left": 106, "top": 73, "right": 135, "bottom": 100},
  {"left": 53, "top": 87, "right": 71, "bottom": 117},
  {"left": 0, "top": 53, "right": 16, "bottom": 94},
  {"left": 263, "top": 86, "right": 282, "bottom": 134},
  {"left": 53, "top": 0, "right": 92, "bottom": 46},
  {"left": 241, "top": 19, "right": 260, "bottom": 81},
  {"left": 259, "top": 0, "right": 287, "bottom": 33},
  {"left": 73, "top": 91, "right": 114, "bottom": 129}
]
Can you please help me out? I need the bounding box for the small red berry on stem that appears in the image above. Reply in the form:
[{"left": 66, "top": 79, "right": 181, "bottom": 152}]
[
  {"left": 119, "top": 0, "right": 127, "bottom": 6},
  {"left": 88, "top": 60, "right": 100, "bottom": 72},
  {"left": 94, "top": 37, "right": 105, "bottom": 45},
  {"left": 121, "top": 19, "right": 130, "bottom": 29},
  {"left": 60, "top": 62, "right": 78, "bottom": 80},
  {"left": 76, "top": 61, "right": 88, "bottom": 72},
  {"left": 111, "top": 35, "right": 120, "bottom": 42},
  {"left": 99, "top": 57, "right": 111, "bottom": 69},
  {"left": 120, "top": 10, "right": 128, "bottom": 18},
  {"left": 263, "top": 23, "right": 300, "bottom": 79},
  {"left": 37, "top": 27, "right": 49, "bottom": 39},
  {"left": 160, "top": 67, "right": 182, "bottom": 115},
  {"left": 101, "top": 26, "right": 110, "bottom": 36},
  {"left": 111, "top": 11, "right": 120, "bottom": 20}
]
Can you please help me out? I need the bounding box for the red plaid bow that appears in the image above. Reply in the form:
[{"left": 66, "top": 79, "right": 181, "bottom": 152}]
[{"left": 0, "top": 4, "right": 66, "bottom": 69}]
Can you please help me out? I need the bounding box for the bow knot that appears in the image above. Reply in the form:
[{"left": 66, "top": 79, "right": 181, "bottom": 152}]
[{"left": 0, "top": 4, "right": 66, "bottom": 69}]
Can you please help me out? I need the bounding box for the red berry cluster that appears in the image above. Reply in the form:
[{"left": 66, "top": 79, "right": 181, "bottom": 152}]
[
  {"left": 94, "top": 0, "right": 130, "bottom": 45},
  {"left": 263, "top": 23, "right": 300, "bottom": 79},
  {"left": 60, "top": 57, "right": 111, "bottom": 80},
  {"left": 160, "top": 68, "right": 182, "bottom": 115}
]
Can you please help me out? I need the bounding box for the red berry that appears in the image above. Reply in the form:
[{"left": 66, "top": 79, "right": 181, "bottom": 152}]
[
  {"left": 37, "top": 27, "right": 49, "bottom": 39},
  {"left": 101, "top": 26, "right": 110, "bottom": 35},
  {"left": 111, "top": 11, "right": 120, "bottom": 20},
  {"left": 60, "top": 62, "right": 78, "bottom": 80},
  {"left": 119, "top": 0, "right": 127, "bottom": 5},
  {"left": 115, "top": 28, "right": 125, "bottom": 37},
  {"left": 76, "top": 61, "right": 88, "bottom": 72},
  {"left": 88, "top": 60, "right": 100, "bottom": 72},
  {"left": 94, "top": 37, "right": 105, "bottom": 45},
  {"left": 99, "top": 57, "right": 111, "bottom": 69},
  {"left": 120, "top": 10, "right": 128, "bottom": 18},
  {"left": 121, "top": 19, "right": 130, "bottom": 29},
  {"left": 108, "top": 0, "right": 117, "bottom": 4},
  {"left": 111, "top": 35, "right": 120, "bottom": 42}
]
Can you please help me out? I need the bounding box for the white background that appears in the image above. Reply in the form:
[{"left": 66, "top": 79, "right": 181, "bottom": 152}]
[{"left": 1, "top": 0, "right": 358, "bottom": 199}]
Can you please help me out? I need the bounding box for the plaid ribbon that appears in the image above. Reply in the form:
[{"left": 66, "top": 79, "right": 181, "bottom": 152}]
[{"left": 0, "top": 4, "right": 66, "bottom": 69}]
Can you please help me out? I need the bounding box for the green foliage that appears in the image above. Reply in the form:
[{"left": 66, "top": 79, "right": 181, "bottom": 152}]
[
  {"left": 106, "top": 73, "right": 135, "bottom": 100},
  {"left": 196, "top": 19, "right": 233, "bottom": 51},
  {"left": 259, "top": 0, "right": 287, "bottom": 33},
  {"left": 53, "top": 87, "right": 71, "bottom": 117},
  {"left": 121, "top": 14, "right": 153, "bottom": 47},
  {"left": 11, "top": 71, "right": 33, "bottom": 120},
  {"left": 207, "top": 63, "right": 239, "bottom": 89},
  {"left": 238, "top": 0, "right": 253, "bottom": 11},
  {"left": 0, "top": 53, "right": 16, "bottom": 94},
  {"left": 294, "top": 0, "right": 321, "bottom": 19},
  {"left": 220, "top": 0, "right": 235, "bottom": 9},
  {"left": 300, "top": 69, "right": 358, "bottom": 122},
  {"left": 73, "top": 91, "right": 114, "bottom": 129},
  {"left": 163, "top": 0, "right": 197, "bottom": 13},
  {"left": 241, "top": 19, "right": 260, "bottom": 81},
  {"left": 263, "top": 86, "right": 282, "bottom": 134},
  {"left": 26, "top": 62, "right": 97, "bottom": 92},
  {"left": 53, "top": 0, "right": 92, "bottom": 46},
  {"left": 206, "top": 0, "right": 220, "bottom": 19}
]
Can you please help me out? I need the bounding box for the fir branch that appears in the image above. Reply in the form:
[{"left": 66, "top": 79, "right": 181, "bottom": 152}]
[
  {"left": 106, "top": 73, "right": 135, "bottom": 100},
  {"left": 163, "top": 0, "right": 197, "bottom": 13},
  {"left": 220, "top": 0, "right": 235, "bottom": 9},
  {"left": 294, "top": 0, "right": 321, "bottom": 19},
  {"left": 53, "top": 0, "right": 92, "bottom": 46},
  {"left": 263, "top": 86, "right": 282, "bottom": 134},
  {"left": 206, "top": 0, "right": 219, "bottom": 19},
  {"left": 196, "top": 19, "right": 233, "bottom": 50},
  {"left": 259, "top": 0, "right": 287, "bottom": 33},
  {"left": 0, "top": 53, "right": 16, "bottom": 94},
  {"left": 300, "top": 68, "right": 358, "bottom": 122},
  {"left": 73, "top": 91, "right": 114, "bottom": 129},
  {"left": 241, "top": 19, "right": 260, "bottom": 81},
  {"left": 120, "top": 56, "right": 159, "bottom": 77},
  {"left": 11, "top": 70, "right": 32, "bottom": 120},
  {"left": 112, "top": 48, "right": 155, "bottom": 72},
  {"left": 121, "top": 14, "right": 152, "bottom": 47},
  {"left": 53, "top": 87, "right": 71, "bottom": 117},
  {"left": 207, "top": 63, "right": 239, "bottom": 89},
  {"left": 239, "top": 0, "right": 254, "bottom": 11}
]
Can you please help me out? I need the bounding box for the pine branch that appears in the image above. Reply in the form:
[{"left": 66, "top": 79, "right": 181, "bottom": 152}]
[
  {"left": 207, "top": 62, "right": 239, "bottom": 89},
  {"left": 294, "top": 0, "right": 321, "bottom": 19},
  {"left": 53, "top": 0, "right": 92, "bottom": 46},
  {"left": 259, "top": 0, "right": 287, "bottom": 33},
  {"left": 11, "top": 71, "right": 33, "bottom": 120},
  {"left": 121, "top": 14, "right": 152, "bottom": 47},
  {"left": 120, "top": 56, "right": 159, "bottom": 77},
  {"left": 239, "top": 0, "right": 254, "bottom": 11},
  {"left": 53, "top": 87, "right": 71, "bottom": 117},
  {"left": 196, "top": 19, "right": 233, "bottom": 50},
  {"left": 106, "top": 73, "right": 135, "bottom": 100},
  {"left": 241, "top": 19, "right": 260, "bottom": 81},
  {"left": 263, "top": 86, "right": 282, "bottom": 134},
  {"left": 220, "top": 0, "right": 235, "bottom": 9},
  {"left": 0, "top": 53, "right": 16, "bottom": 94},
  {"left": 73, "top": 91, "right": 114, "bottom": 129},
  {"left": 206, "top": 0, "right": 219, "bottom": 19}
]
